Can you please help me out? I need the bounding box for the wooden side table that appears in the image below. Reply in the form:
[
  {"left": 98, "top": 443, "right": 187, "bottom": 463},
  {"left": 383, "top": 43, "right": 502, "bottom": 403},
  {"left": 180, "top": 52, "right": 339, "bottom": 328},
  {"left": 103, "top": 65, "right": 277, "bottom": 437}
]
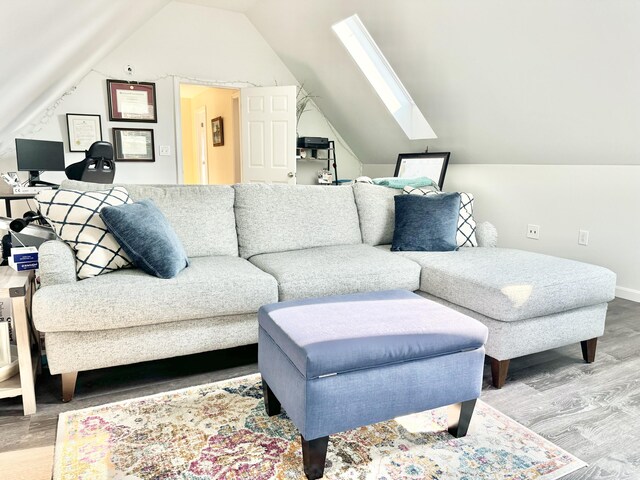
[{"left": 0, "top": 268, "right": 38, "bottom": 415}]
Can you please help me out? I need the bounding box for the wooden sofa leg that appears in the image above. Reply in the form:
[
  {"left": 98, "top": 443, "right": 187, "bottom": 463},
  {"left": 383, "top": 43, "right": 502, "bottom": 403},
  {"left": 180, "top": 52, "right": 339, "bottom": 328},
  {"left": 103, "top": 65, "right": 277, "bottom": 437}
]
[
  {"left": 489, "top": 357, "right": 510, "bottom": 389},
  {"left": 581, "top": 338, "right": 598, "bottom": 363},
  {"left": 61, "top": 372, "right": 78, "bottom": 402}
]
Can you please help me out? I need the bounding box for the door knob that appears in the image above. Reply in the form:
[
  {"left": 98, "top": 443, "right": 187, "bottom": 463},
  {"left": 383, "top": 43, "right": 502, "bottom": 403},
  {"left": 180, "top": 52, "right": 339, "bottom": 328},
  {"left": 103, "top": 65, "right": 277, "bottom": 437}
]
[{"left": 287, "top": 172, "right": 295, "bottom": 178}]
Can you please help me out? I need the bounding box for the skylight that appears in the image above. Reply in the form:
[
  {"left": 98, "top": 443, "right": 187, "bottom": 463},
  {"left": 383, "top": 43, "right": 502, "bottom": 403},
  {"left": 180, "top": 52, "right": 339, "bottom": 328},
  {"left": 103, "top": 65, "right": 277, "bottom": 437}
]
[{"left": 332, "top": 14, "right": 437, "bottom": 140}]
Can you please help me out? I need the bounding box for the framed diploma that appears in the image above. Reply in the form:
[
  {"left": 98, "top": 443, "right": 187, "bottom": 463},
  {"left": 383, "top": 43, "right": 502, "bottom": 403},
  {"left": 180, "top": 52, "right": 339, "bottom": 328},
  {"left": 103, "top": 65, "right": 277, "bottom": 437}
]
[
  {"left": 66, "top": 114, "right": 102, "bottom": 152},
  {"left": 112, "top": 128, "right": 155, "bottom": 162},
  {"left": 107, "top": 79, "right": 157, "bottom": 122}
]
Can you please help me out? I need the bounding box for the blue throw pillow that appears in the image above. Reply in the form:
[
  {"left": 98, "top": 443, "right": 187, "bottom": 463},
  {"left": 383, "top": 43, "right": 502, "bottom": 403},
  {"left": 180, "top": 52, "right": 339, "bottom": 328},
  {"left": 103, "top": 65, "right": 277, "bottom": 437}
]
[
  {"left": 100, "top": 199, "right": 189, "bottom": 279},
  {"left": 391, "top": 193, "right": 461, "bottom": 252}
]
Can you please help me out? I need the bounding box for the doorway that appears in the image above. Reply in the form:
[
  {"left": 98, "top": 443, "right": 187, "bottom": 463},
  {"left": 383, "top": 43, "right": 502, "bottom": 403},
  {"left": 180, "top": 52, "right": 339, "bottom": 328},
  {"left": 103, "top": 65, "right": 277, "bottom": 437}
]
[{"left": 179, "top": 84, "right": 240, "bottom": 185}]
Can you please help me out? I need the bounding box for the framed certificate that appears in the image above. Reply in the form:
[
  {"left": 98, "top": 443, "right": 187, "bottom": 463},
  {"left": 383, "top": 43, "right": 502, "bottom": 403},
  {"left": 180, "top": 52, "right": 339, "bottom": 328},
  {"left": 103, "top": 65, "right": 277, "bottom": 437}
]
[
  {"left": 66, "top": 114, "right": 102, "bottom": 152},
  {"left": 112, "top": 128, "right": 155, "bottom": 162},
  {"left": 107, "top": 79, "right": 157, "bottom": 122}
]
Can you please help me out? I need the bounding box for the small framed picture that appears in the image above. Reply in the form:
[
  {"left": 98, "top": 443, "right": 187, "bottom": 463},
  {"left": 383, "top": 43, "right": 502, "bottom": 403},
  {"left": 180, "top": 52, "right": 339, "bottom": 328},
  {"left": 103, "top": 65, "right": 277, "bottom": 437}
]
[
  {"left": 66, "top": 114, "right": 102, "bottom": 152},
  {"left": 112, "top": 128, "right": 155, "bottom": 162},
  {"left": 107, "top": 79, "right": 157, "bottom": 122},
  {"left": 212, "top": 116, "right": 224, "bottom": 146},
  {"left": 394, "top": 152, "right": 451, "bottom": 190}
]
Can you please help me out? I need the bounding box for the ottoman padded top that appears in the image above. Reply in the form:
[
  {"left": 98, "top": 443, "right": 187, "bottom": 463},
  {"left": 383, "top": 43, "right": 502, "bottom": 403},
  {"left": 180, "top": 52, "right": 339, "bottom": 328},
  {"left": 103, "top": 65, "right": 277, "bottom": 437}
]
[{"left": 258, "top": 289, "right": 488, "bottom": 379}]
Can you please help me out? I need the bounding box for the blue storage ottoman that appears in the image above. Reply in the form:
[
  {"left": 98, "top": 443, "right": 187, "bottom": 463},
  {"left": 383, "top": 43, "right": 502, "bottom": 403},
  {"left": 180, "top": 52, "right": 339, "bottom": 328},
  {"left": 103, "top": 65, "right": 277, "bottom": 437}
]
[{"left": 258, "top": 289, "right": 488, "bottom": 479}]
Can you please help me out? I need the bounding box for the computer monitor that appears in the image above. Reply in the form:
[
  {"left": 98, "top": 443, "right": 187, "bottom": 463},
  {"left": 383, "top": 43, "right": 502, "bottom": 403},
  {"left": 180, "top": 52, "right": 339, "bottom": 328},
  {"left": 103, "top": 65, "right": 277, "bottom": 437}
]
[{"left": 15, "top": 138, "right": 66, "bottom": 186}]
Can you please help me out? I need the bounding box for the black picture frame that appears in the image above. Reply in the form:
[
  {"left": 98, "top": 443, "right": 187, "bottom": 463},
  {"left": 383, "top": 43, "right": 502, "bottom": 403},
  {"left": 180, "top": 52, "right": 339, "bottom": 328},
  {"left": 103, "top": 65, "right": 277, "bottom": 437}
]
[
  {"left": 66, "top": 113, "right": 102, "bottom": 152},
  {"left": 112, "top": 128, "right": 155, "bottom": 162},
  {"left": 394, "top": 152, "right": 450, "bottom": 190},
  {"left": 107, "top": 79, "right": 157, "bottom": 122},
  {"left": 212, "top": 116, "right": 224, "bottom": 146}
]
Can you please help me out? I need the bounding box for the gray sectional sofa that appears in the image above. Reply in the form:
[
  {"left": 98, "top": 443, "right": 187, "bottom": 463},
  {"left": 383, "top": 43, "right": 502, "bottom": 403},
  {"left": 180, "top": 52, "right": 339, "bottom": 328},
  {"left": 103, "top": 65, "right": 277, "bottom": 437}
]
[{"left": 32, "top": 180, "right": 616, "bottom": 401}]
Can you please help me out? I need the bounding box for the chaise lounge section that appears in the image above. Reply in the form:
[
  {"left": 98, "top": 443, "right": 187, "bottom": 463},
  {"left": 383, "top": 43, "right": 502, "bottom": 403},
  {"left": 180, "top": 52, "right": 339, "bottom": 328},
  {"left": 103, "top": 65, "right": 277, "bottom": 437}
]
[{"left": 32, "top": 181, "right": 616, "bottom": 400}]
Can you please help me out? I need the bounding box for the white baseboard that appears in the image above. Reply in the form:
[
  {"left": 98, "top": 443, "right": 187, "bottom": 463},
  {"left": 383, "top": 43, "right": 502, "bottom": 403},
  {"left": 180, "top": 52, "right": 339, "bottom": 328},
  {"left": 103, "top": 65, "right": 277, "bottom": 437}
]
[{"left": 615, "top": 286, "right": 640, "bottom": 303}]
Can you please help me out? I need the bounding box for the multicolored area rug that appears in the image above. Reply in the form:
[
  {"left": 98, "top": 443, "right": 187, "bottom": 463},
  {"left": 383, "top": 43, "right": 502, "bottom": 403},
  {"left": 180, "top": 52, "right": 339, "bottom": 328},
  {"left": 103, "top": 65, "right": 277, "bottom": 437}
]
[{"left": 54, "top": 374, "right": 585, "bottom": 480}]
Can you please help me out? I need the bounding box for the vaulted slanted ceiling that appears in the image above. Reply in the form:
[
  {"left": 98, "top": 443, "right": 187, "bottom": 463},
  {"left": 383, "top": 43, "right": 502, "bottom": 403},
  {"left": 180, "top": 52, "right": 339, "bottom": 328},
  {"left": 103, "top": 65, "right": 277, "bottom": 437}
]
[
  {"left": 246, "top": 0, "right": 640, "bottom": 165},
  {"left": 0, "top": 0, "right": 169, "bottom": 151}
]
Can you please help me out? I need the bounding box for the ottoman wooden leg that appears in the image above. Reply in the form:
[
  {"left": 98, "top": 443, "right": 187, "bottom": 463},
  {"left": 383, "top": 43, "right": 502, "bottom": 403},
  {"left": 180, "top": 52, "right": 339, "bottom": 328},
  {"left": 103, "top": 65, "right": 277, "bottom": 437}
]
[
  {"left": 489, "top": 357, "right": 510, "bottom": 389},
  {"left": 448, "top": 399, "right": 477, "bottom": 438},
  {"left": 581, "top": 338, "right": 598, "bottom": 363},
  {"left": 262, "top": 379, "right": 281, "bottom": 416},
  {"left": 301, "top": 435, "right": 329, "bottom": 480}
]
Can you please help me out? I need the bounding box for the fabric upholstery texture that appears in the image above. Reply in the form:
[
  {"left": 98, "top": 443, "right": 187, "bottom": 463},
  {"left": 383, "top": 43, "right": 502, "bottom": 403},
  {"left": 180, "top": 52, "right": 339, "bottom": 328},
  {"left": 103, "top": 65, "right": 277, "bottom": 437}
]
[
  {"left": 258, "top": 290, "right": 488, "bottom": 379},
  {"left": 249, "top": 244, "right": 420, "bottom": 301},
  {"left": 352, "top": 183, "right": 401, "bottom": 246},
  {"left": 392, "top": 193, "right": 460, "bottom": 252},
  {"left": 475, "top": 221, "right": 498, "bottom": 248},
  {"left": 100, "top": 199, "right": 189, "bottom": 279},
  {"left": 37, "top": 240, "right": 77, "bottom": 287},
  {"left": 403, "top": 188, "right": 478, "bottom": 247},
  {"left": 260, "top": 328, "right": 485, "bottom": 440},
  {"left": 36, "top": 187, "right": 133, "bottom": 279},
  {"left": 60, "top": 180, "right": 238, "bottom": 258},
  {"left": 233, "top": 183, "right": 362, "bottom": 258},
  {"left": 391, "top": 247, "right": 616, "bottom": 321},
  {"left": 33, "top": 255, "right": 278, "bottom": 332},
  {"left": 418, "top": 292, "right": 608, "bottom": 360},
  {"left": 44, "top": 313, "right": 258, "bottom": 374}
]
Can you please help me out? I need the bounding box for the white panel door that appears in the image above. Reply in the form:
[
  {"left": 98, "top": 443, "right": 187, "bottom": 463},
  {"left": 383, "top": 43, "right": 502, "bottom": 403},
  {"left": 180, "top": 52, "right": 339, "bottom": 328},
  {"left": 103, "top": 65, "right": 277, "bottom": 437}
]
[
  {"left": 194, "top": 106, "right": 208, "bottom": 185},
  {"left": 240, "top": 86, "right": 296, "bottom": 184}
]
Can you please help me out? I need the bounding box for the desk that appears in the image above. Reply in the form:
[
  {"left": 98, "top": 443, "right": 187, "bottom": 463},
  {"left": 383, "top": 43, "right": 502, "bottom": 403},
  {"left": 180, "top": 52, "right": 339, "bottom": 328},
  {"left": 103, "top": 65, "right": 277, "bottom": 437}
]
[
  {"left": 0, "top": 268, "right": 38, "bottom": 415},
  {"left": 0, "top": 194, "right": 36, "bottom": 217}
]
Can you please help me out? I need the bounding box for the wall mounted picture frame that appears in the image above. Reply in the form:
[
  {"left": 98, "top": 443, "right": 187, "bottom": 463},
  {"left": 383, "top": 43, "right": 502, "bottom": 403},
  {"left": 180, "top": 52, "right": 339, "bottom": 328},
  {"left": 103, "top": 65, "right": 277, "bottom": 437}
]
[
  {"left": 112, "top": 128, "right": 155, "bottom": 162},
  {"left": 107, "top": 79, "right": 157, "bottom": 122},
  {"left": 66, "top": 114, "right": 102, "bottom": 152},
  {"left": 212, "top": 116, "right": 224, "bottom": 146},
  {"left": 394, "top": 152, "right": 451, "bottom": 190}
]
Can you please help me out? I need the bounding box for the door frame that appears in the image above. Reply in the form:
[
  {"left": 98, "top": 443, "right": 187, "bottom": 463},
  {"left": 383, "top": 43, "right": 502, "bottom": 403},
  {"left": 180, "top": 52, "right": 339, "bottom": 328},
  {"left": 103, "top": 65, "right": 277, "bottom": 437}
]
[{"left": 173, "top": 78, "right": 248, "bottom": 184}]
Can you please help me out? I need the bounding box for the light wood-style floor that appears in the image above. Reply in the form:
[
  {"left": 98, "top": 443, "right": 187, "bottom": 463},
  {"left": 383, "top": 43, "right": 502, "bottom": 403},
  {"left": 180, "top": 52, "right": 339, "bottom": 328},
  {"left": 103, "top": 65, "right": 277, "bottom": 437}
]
[{"left": 0, "top": 298, "right": 638, "bottom": 479}]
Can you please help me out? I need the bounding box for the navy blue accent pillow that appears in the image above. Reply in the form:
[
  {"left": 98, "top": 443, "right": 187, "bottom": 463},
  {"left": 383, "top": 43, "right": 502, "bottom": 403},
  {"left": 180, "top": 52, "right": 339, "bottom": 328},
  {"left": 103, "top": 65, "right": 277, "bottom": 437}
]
[
  {"left": 391, "top": 193, "right": 461, "bottom": 252},
  {"left": 100, "top": 199, "right": 189, "bottom": 279}
]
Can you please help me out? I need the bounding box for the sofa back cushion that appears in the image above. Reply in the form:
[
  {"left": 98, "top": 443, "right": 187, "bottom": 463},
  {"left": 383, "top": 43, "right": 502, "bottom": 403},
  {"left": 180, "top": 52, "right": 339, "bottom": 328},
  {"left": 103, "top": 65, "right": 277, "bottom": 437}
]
[
  {"left": 60, "top": 180, "right": 238, "bottom": 257},
  {"left": 233, "top": 184, "right": 362, "bottom": 258},
  {"left": 353, "top": 183, "right": 402, "bottom": 246}
]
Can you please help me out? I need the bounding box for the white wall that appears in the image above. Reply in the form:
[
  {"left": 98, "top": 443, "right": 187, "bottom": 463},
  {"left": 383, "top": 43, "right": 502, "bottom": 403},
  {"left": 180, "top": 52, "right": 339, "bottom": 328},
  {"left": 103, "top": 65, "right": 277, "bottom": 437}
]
[
  {"left": 0, "top": 1, "right": 361, "bottom": 190},
  {"left": 364, "top": 163, "right": 640, "bottom": 299},
  {"left": 296, "top": 100, "right": 362, "bottom": 185}
]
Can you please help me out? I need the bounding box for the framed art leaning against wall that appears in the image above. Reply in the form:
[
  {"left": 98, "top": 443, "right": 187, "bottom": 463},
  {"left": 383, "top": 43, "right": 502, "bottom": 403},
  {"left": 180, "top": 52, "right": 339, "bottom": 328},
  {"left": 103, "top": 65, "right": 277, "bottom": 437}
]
[{"left": 394, "top": 152, "right": 450, "bottom": 190}]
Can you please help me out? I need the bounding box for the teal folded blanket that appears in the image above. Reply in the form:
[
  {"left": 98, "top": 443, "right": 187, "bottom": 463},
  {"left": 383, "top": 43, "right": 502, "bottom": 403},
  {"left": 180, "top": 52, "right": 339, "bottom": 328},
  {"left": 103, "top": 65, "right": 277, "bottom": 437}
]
[{"left": 372, "top": 176, "right": 436, "bottom": 189}]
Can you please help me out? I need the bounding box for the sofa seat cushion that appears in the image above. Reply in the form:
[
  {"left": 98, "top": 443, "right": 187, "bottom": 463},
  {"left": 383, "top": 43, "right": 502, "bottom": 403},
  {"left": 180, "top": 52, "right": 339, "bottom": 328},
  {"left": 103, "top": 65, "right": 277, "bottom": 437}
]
[
  {"left": 249, "top": 244, "right": 421, "bottom": 302},
  {"left": 259, "top": 290, "right": 488, "bottom": 379},
  {"left": 33, "top": 256, "right": 278, "bottom": 333},
  {"left": 380, "top": 246, "right": 616, "bottom": 322}
]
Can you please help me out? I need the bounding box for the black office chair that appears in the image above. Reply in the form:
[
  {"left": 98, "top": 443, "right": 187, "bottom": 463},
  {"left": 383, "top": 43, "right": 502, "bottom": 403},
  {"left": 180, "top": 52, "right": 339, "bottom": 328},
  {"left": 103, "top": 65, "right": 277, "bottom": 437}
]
[{"left": 65, "top": 141, "right": 116, "bottom": 184}]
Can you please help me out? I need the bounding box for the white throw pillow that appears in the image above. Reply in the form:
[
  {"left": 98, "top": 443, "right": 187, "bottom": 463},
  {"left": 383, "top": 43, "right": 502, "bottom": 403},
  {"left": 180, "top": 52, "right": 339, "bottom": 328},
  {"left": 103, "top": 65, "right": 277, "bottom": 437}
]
[
  {"left": 36, "top": 187, "right": 133, "bottom": 279},
  {"left": 403, "top": 186, "right": 477, "bottom": 247}
]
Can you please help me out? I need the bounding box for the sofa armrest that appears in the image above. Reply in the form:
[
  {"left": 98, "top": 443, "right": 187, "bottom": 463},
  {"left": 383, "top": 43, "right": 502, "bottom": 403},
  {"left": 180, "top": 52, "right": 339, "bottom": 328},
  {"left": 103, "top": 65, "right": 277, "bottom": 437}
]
[
  {"left": 475, "top": 221, "right": 498, "bottom": 248},
  {"left": 39, "top": 240, "right": 77, "bottom": 287}
]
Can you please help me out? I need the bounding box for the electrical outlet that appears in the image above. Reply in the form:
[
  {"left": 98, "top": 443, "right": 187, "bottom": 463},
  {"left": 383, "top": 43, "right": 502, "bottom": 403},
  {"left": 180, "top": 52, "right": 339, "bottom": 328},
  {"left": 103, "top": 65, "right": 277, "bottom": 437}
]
[
  {"left": 578, "top": 229, "right": 589, "bottom": 246},
  {"left": 159, "top": 145, "right": 171, "bottom": 156},
  {"left": 527, "top": 224, "right": 540, "bottom": 240}
]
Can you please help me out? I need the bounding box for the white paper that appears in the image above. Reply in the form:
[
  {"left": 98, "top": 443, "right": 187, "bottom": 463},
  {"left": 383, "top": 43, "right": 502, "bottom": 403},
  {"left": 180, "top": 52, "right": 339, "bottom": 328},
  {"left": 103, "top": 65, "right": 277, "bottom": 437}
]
[
  {"left": 121, "top": 133, "right": 148, "bottom": 156},
  {"left": 116, "top": 89, "right": 150, "bottom": 116},
  {"left": 398, "top": 157, "right": 445, "bottom": 183},
  {"left": 70, "top": 119, "right": 98, "bottom": 150}
]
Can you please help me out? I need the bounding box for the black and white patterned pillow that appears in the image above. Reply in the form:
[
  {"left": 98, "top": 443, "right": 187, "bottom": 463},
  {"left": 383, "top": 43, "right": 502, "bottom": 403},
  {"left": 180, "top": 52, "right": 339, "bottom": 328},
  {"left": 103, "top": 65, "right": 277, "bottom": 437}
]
[
  {"left": 36, "top": 187, "right": 133, "bottom": 279},
  {"left": 403, "top": 186, "right": 477, "bottom": 247}
]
